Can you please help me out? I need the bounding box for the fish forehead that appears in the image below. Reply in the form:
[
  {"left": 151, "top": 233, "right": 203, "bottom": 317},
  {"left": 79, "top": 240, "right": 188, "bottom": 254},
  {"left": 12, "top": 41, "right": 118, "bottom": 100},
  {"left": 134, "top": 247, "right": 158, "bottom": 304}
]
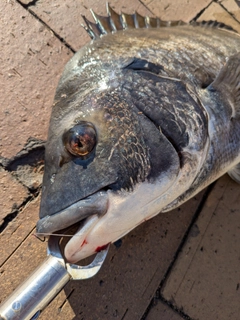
[
  {"left": 46, "top": 24, "right": 240, "bottom": 184},
  {"left": 53, "top": 26, "right": 240, "bottom": 119},
  {"left": 67, "top": 26, "right": 240, "bottom": 73},
  {"left": 50, "top": 25, "right": 237, "bottom": 126}
]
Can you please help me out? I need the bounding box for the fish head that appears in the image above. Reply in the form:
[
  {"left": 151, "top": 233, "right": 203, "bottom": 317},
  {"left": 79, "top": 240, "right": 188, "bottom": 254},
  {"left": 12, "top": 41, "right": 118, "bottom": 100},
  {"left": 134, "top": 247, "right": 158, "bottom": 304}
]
[{"left": 37, "top": 50, "right": 180, "bottom": 263}]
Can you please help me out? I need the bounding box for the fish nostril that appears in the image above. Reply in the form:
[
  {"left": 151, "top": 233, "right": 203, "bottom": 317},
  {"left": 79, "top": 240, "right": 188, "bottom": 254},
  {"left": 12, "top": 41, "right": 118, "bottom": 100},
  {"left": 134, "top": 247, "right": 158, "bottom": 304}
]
[
  {"left": 58, "top": 151, "right": 73, "bottom": 168},
  {"left": 58, "top": 156, "right": 64, "bottom": 167}
]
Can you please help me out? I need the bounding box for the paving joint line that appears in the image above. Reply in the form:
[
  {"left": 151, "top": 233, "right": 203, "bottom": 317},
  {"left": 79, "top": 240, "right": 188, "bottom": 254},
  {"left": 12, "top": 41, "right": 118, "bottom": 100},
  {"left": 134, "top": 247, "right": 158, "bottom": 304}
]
[
  {"left": 140, "top": 182, "right": 216, "bottom": 320},
  {"left": 138, "top": 0, "right": 155, "bottom": 15},
  {"left": 16, "top": 0, "right": 76, "bottom": 54},
  {"left": 0, "top": 187, "right": 41, "bottom": 234},
  {"left": 215, "top": 0, "right": 240, "bottom": 24},
  {"left": 0, "top": 224, "right": 38, "bottom": 268},
  {"left": 159, "top": 295, "right": 193, "bottom": 320},
  {"left": 190, "top": 0, "right": 214, "bottom": 21},
  {"left": 0, "top": 149, "right": 44, "bottom": 233},
  {"left": 58, "top": 289, "right": 75, "bottom": 312},
  {"left": 21, "top": 0, "right": 39, "bottom": 7}
]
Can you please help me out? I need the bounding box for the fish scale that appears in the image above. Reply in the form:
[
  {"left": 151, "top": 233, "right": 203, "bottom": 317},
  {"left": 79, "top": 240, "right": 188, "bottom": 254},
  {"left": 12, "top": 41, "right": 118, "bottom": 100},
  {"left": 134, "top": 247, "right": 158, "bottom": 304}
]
[
  {"left": 36, "top": 5, "right": 240, "bottom": 263},
  {"left": 122, "top": 71, "right": 207, "bottom": 152},
  {"left": 166, "top": 78, "right": 240, "bottom": 210}
]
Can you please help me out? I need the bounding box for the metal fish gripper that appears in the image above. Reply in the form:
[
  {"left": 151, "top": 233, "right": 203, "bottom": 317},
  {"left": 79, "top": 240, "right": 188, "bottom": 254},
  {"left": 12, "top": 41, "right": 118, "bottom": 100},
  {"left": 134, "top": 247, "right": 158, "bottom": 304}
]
[{"left": 0, "top": 236, "right": 109, "bottom": 320}]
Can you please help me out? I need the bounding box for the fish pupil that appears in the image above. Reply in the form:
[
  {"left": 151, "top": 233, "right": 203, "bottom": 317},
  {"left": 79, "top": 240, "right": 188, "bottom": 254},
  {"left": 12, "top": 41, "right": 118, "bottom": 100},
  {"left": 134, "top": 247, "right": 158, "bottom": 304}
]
[
  {"left": 73, "top": 136, "right": 83, "bottom": 149},
  {"left": 77, "top": 140, "right": 83, "bottom": 148},
  {"left": 63, "top": 122, "right": 97, "bottom": 158}
]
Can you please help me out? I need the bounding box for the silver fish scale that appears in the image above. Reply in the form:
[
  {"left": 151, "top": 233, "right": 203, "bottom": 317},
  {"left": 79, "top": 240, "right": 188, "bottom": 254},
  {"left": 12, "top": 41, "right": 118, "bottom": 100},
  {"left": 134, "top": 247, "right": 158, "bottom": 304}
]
[
  {"left": 164, "top": 85, "right": 240, "bottom": 211},
  {"left": 87, "top": 26, "right": 240, "bottom": 79},
  {"left": 166, "top": 121, "right": 240, "bottom": 211}
]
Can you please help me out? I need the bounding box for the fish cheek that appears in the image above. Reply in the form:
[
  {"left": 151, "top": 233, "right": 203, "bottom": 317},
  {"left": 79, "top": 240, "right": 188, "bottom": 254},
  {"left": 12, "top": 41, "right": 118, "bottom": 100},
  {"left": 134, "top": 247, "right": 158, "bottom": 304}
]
[{"left": 138, "top": 113, "right": 181, "bottom": 181}]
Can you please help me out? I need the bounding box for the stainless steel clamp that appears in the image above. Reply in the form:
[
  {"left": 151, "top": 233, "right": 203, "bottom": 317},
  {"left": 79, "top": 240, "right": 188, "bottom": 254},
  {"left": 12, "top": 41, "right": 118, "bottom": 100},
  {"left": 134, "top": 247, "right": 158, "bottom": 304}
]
[{"left": 0, "top": 236, "right": 109, "bottom": 320}]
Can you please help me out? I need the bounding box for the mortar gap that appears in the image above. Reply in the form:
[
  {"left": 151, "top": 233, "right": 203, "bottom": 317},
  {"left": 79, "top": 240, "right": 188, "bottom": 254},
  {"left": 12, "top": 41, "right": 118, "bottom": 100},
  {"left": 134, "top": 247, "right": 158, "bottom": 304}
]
[
  {"left": 16, "top": 0, "right": 76, "bottom": 54},
  {"left": 138, "top": 0, "right": 155, "bottom": 15},
  {"left": 217, "top": 0, "right": 240, "bottom": 24},
  {"left": 0, "top": 225, "right": 37, "bottom": 268},
  {"left": 18, "top": 0, "right": 39, "bottom": 8},
  {"left": 141, "top": 182, "right": 215, "bottom": 319},
  {"left": 0, "top": 193, "right": 37, "bottom": 234},
  {"left": 191, "top": 0, "right": 214, "bottom": 22},
  {"left": 58, "top": 289, "right": 75, "bottom": 312}
]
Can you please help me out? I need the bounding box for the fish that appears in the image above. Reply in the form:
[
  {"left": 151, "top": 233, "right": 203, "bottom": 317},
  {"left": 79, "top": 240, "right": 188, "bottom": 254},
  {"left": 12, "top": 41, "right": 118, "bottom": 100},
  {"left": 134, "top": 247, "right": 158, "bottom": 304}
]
[{"left": 36, "top": 4, "right": 240, "bottom": 263}]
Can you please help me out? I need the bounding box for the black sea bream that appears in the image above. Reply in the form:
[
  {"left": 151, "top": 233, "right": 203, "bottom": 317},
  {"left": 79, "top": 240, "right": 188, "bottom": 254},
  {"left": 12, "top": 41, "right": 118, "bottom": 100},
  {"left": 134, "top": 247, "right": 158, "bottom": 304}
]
[{"left": 36, "top": 5, "right": 240, "bottom": 263}]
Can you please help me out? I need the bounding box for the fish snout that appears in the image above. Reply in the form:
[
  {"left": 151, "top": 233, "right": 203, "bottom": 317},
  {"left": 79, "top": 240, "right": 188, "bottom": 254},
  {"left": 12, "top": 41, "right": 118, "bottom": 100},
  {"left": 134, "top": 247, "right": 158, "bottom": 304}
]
[{"left": 36, "top": 191, "right": 109, "bottom": 236}]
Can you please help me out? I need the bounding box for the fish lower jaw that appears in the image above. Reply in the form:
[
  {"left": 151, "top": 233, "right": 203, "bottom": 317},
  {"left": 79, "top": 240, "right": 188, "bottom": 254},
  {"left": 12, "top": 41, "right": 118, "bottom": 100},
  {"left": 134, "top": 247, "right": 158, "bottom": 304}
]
[
  {"left": 64, "top": 179, "right": 180, "bottom": 263},
  {"left": 64, "top": 214, "right": 100, "bottom": 263},
  {"left": 64, "top": 207, "right": 141, "bottom": 263}
]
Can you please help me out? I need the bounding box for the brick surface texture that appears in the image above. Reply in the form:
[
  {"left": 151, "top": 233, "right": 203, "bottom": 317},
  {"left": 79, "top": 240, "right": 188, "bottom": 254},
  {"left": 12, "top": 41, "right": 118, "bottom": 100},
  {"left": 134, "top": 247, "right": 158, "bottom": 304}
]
[
  {"left": 1, "top": 0, "right": 240, "bottom": 319},
  {"left": 0, "top": 169, "right": 28, "bottom": 223},
  {"left": 0, "top": 0, "right": 72, "bottom": 159}
]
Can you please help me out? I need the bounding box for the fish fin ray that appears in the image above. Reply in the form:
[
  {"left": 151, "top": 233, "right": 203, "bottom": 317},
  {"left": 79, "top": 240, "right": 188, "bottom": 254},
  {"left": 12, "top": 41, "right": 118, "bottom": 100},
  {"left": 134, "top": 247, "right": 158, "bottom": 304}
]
[
  {"left": 81, "top": 6, "right": 237, "bottom": 39},
  {"left": 82, "top": 3, "right": 186, "bottom": 39},
  {"left": 228, "top": 163, "right": 240, "bottom": 184},
  {"left": 81, "top": 15, "right": 102, "bottom": 39},
  {"left": 90, "top": 9, "right": 114, "bottom": 34},
  {"left": 121, "top": 11, "right": 138, "bottom": 29},
  {"left": 191, "top": 20, "right": 238, "bottom": 33},
  {"left": 106, "top": 3, "right": 124, "bottom": 30},
  {"left": 209, "top": 53, "right": 240, "bottom": 119},
  {"left": 134, "top": 11, "right": 147, "bottom": 28}
]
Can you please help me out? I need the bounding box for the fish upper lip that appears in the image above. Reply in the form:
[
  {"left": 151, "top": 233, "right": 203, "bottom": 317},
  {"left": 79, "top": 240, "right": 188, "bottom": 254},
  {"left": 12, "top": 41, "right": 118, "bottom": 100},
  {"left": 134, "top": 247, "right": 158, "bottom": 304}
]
[{"left": 36, "top": 190, "right": 109, "bottom": 235}]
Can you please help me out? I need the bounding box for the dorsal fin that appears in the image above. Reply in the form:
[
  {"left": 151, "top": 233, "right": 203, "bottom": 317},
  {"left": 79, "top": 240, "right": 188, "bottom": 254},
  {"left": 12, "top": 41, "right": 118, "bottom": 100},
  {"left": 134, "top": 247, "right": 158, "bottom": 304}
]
[
  {"left": 190, "top": 20, "right": 237, "bottom": 33},
  {"left": 81, "top": 3, "right": 185, "bottom": 39},
  {"left": 81, "top": 3, "right": 238, "bottom": 40}
]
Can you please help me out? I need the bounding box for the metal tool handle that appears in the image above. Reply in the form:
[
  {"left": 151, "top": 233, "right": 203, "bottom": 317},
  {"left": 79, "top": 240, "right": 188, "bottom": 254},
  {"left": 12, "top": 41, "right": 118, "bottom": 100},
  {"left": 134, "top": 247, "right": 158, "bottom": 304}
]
[
  {"left": 0, "top": 255, "right": 70, "bottom": 320},
  {"left": 0, "top": 236, "right": 109, "bottom": 320}
]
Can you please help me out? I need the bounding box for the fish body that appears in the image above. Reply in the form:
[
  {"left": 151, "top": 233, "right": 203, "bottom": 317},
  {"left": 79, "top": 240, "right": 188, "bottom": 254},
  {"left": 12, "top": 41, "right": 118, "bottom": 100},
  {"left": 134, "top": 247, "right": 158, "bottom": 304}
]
[{"left": 37, "top": 7, "right": 240, "bottom": 263}]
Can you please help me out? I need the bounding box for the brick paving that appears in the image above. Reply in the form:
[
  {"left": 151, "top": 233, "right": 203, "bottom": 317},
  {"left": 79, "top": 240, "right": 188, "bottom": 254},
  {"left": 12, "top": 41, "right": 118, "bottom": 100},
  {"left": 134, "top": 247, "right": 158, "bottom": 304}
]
[
  {"left": 0, "top": 169, "right": 29, "bottom": 225},
  {"left": 0, "top": 0, "right": 72, "bottom": 159},
  {"left": 0, "top": 0, "right": 240, "bottom": 319},
  {"left": 162, "top": 176, "right": 240, "bottom": 320}
]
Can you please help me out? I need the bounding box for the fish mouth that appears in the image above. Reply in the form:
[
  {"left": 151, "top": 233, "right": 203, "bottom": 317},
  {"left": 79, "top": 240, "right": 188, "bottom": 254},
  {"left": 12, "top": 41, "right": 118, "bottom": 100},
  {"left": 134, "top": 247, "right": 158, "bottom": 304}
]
[{"left": 36, "top": 190, "right": 109, "bottom": 237}]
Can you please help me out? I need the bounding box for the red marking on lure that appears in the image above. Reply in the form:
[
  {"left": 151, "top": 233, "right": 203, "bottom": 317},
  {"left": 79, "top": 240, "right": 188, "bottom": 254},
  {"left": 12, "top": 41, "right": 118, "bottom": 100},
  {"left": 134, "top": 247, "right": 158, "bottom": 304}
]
[
  {"left": 95, "top": 243, "right": 109, "bottom": 252},
  {"left": 80, "top": 239, "right": 88, "bottom": 247}
]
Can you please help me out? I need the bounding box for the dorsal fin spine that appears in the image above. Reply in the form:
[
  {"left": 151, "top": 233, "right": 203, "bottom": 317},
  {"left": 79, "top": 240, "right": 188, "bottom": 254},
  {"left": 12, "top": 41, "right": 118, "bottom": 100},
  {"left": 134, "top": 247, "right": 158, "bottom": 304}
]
[
  {"left": 81, "top": 4, "right": 237, "bottom": 40},
  {"left": 90, "top": 10, "right": 108, "bottom": 35},
  {"left": 134, "top": 11, "right": 147, "bottom": 28},
  {"left": 190, "top": 20, "right": 237, "bottom": 32},
  {"left": 81, "top": 15, "right": 102, "bottom": 39},
  {"left": 121, "top": 12, "right": 135, "bottom": 29},
  {"left": 107, "top": 3, "right": 123, "bottom": 31}
]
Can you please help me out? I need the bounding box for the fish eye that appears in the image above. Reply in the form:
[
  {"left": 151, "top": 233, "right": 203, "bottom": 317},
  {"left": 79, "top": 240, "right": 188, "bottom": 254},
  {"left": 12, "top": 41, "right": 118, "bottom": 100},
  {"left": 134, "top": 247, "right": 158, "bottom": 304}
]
[{"left": 63, "top": 122, "right": 97, "bottom": 158}]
